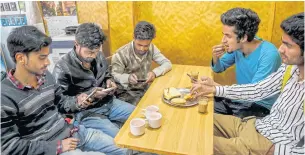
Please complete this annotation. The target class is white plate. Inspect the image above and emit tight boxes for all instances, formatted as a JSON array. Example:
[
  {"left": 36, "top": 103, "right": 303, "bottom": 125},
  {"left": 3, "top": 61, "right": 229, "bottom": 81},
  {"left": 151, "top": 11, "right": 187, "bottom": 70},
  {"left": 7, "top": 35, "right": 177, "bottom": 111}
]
[{"left": 162, "top": 88, "right": 198, "bottom": 107}]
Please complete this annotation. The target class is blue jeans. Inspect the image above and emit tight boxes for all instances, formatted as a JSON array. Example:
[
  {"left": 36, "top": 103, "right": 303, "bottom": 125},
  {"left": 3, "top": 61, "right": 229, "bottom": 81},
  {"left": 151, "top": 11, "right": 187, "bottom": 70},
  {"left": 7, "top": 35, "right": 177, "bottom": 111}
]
[
  {"left": 77, "top": 98, "right": 135, "bottom": 137},
  {"left": 75, "top": 98, "right": 135, "bottom": 154},
  {"left": 61, "top": 149, "right": 105, "bottom": 155},
  {"left": 61, "top": 125, "right": 126, "bottom": 155}
]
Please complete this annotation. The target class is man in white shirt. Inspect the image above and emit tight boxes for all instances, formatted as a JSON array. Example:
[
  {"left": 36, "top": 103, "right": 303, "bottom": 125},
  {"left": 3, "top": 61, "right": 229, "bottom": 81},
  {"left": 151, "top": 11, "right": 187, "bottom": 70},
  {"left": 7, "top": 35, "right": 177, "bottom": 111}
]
[{"left": 191, "top": 13, "right": 304, "bottom": 155}]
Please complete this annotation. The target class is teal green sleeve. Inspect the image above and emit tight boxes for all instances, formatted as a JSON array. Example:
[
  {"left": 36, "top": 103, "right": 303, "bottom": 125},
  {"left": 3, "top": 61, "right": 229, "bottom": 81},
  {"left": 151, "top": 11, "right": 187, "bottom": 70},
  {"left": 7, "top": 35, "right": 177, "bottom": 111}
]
[{"left": 211, "top": 52, "right": 235, "bottom": 73}]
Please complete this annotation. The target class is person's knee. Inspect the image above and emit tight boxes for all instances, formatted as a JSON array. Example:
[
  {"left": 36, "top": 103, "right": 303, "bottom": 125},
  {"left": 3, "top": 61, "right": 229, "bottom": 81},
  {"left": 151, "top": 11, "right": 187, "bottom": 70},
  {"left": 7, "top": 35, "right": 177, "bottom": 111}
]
[
  {"left": 85, "top": 128, "right": 127, "bottom": 154},
  {"left": 113, "top": 98, "right": 135, "bottom": 113}
]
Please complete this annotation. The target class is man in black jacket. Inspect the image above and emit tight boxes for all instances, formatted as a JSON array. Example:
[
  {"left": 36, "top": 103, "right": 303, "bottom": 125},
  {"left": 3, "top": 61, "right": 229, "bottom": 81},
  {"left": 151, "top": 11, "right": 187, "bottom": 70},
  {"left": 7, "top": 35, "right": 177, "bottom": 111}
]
[
  {"left": 53, "top": 23, "right": 135, "bottom": 143},
  {"left": 1, "top": 26, "right": 127, "bottom": 155}
]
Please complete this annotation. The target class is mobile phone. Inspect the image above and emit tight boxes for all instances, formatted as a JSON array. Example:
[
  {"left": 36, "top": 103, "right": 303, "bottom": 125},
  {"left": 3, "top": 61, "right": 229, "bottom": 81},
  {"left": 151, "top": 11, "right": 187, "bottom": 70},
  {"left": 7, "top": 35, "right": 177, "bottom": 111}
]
[
  {"left": 83, "top": 88, "right": 97, "bottom": 103},
  {"left": 102, "top": 87, "right": 116, "bottom": 92},
  {"left": 137, "top": 79, "right": 147, "bottom": 82}
]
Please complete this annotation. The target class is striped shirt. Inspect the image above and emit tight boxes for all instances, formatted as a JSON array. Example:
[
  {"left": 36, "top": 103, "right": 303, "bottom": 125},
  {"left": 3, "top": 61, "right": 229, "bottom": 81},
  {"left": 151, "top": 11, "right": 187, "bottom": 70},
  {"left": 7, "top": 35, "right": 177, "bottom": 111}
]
[{"left": 216, "top": 64, "right": 304, "bottom": 155}]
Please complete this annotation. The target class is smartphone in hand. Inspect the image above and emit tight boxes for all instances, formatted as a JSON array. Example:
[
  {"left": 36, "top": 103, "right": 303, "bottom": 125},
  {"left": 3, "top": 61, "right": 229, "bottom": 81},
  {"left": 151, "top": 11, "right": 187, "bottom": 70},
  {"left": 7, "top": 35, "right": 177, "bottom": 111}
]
[
  {"left": 83, "top": 88, "right": 98, "bottom": 103},
  {"left": 137, "top": 79, "right": 147, "bottom": 83},
  {"left": 102, "top": 87, "right": 116, "bottom": 93}
]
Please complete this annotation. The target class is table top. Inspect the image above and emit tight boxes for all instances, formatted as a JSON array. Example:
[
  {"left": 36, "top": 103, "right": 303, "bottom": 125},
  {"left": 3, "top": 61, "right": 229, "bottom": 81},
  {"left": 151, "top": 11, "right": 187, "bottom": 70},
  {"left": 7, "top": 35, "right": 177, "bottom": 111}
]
[{"left": 114, "top": 64, "right": 214, "bottom": 155}]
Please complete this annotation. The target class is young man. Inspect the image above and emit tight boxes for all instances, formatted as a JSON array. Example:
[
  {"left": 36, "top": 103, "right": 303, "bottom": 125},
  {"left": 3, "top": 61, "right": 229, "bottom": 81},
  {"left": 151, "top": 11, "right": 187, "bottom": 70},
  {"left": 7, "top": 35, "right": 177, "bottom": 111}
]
[
  {"left": 192, "top": 13, "right": 304, "bottom": 155},
  {"left": 211, "top": 8, "right": 282, "bottom": 118},
  {"left": 53, "top": 23, "right": 134, "bottom": 151},
  {"left": 111, "top": 21, "right": 172, "bottom": 105},
  {"left": 1, "top": 26, "right": 125, "bottom": 155}
]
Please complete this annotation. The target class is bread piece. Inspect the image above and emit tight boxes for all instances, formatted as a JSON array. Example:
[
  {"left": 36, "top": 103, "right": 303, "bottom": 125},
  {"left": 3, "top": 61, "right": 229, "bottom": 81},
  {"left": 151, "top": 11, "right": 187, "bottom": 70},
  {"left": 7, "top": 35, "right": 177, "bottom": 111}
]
[
  {"left": 164, "top": 87, "right": 182, "bottom": 100},
  {"left": 184, "top": 93, "right": 193, "bottom": 100},
  {"left": 171, "top": 98, "right": 186, "bottom": 104}
]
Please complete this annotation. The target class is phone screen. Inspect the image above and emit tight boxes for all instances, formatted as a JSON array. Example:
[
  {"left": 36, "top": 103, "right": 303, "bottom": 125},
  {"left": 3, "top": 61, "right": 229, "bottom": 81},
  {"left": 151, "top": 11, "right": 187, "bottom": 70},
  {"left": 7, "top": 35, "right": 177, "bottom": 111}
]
[
  {"left": 102, "top": 87, "right": 116, "bottom": 92},
  {"left": 137, "top": 79, "right": 146, "bottom": 82}
]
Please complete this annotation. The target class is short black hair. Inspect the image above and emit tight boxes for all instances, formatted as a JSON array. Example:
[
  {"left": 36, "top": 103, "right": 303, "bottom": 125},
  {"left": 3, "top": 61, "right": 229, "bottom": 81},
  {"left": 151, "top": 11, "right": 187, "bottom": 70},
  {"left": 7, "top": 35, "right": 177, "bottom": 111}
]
[
  {"left": 7, "top": 26, "right": 52, "bottom": 62},
  {"left": 280, "top": 12, "right": 304, "bottom": 55},
  {"left": 221, "top": 7, "right": 260, "bottom": 42},
  {"left": 134, "top": 21, "right": 156, "bottom": 40},
  {"left": 75, "top": 23, "right": 106, "bottom": 50}
]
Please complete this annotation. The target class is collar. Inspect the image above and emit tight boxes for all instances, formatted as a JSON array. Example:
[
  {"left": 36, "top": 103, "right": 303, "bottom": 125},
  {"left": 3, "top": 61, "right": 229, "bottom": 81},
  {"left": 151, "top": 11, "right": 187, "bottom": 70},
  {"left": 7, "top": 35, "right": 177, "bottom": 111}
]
[{"left": 8, "top": 69, "right": 45, "bottom": 90}]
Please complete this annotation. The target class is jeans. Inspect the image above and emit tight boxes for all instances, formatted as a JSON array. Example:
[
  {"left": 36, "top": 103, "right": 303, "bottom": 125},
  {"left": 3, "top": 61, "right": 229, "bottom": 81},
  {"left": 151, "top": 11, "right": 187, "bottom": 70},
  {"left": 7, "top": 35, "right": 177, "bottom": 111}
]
[
  {"left": 61, "top": 125, "right": 126, "bottom": 155},
  {"left": 75, "top": 98, "right": 135, "bottom": 154},
  {"left": 61, "top": 149, "right": 105, "bottom": 155}
]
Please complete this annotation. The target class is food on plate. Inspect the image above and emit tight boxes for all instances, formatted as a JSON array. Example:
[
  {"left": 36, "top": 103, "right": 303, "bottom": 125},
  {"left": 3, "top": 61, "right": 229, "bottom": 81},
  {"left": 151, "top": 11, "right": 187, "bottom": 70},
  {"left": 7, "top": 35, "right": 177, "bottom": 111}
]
[
  {"left": 183, "top": 93, "right": 194, "bottom": 100},
  {"left": 171, "top": 98, "right": 186, "bottom": 104},
  {"left": 164, "top": 87, "right": 182, "bottom": 100}
]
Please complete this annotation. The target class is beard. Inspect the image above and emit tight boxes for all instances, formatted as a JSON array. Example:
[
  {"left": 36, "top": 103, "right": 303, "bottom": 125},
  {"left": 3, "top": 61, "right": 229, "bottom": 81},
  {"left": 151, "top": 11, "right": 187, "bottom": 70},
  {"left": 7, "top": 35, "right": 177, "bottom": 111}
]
[
  {"left": 79, "top": 56, "right": 95, "bottom": 63},
  {"left": 135, "top": 50, "right": 148, "bottom": 56},
  {"left": 25, "top": 65, "right": 47, "bottom": 76}
]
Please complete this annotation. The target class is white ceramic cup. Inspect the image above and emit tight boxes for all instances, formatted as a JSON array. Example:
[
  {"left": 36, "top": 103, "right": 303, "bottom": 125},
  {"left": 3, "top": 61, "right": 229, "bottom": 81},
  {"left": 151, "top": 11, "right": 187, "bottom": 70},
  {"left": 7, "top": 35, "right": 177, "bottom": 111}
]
[
  {"left": 130, "top": 118, "right": 146, "bottom": 136},
  {"left": 146, "top": 112, "right": 162, "bottom": 129},
  {"left": 142, "top": 105, "right": 159, "bottom": 116}
]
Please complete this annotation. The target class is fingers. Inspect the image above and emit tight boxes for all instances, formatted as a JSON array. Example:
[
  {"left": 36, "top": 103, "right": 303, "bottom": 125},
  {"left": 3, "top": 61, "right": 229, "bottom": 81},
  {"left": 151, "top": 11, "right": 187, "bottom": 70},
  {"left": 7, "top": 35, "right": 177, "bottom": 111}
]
[
  {"left": 79, "top": 94, "right": 87, "bottom": 100},
  {"left": 69, "top": 142, "right": 78, "bottom": 148},
  {"left": 70, "top": 138, "right": 80, "bottom": 143},
  {"left": 110, "top": 81, "right": 117, "bottom": 89},
  {"left": 200, "top": 76, "right": 210, "bottom": 81},
  {"left": 69, "top": 144, "right": 77, "bottom": 150},
  {"left": 107, "top": 81, "right": 111, "bottom": 88},
  {"left": 133, "top": 74, "right": 138, "bottom": 81},
  {"left": 194, "top": 91, "right": 205, "bottom": 98},
  {"left": 82, "top": 100, "right": 91, "bottom": 108},
  {"left": 129, "top": 74, "right": 138, "bottom": 84},
  {"left": 215, "top": 51, "right": 225, "bottom": 58},
  {"left": 96, "top": 87, "right": 103, "bottom": 91},
  {"left": 190, "top": 83, "right": 201, "bottom": 94},
  {"left": 199, "top": 81, "right": 208, "bottom": 86},
  {"left": 213, "top": 44, "right": 223, "bottom": 49},
  {"left": 145, "top": 74, "right": 152, "bottom": 83},
  {"left": 214, "top": 49, "right": 225, "bottom": 55},
  {"left": 145, "top": 72, "right": 156, "bottom": 83},
  {"left": 212, "top": 44, "right": 224, "bottom": 51},
  {"left": 77, "top": 93, "right": 88, "bottom": 107},
  {"left": 95, "top": 90, "right": 108, "bottom": 99},
  {"left": 212, "top": 44, "right": 225, "bottom": 57},
  {"left": 62, "top": 138, "right": 80, "bottom": 152},
  {"left": 200, "top": 76, "right": 215, "bottom": 86},
  {"left": 68, "top": 138, "right": 79, "bottom": 150},
  {"left": 87, "top": 97, "right": 93, "bottom": 103}
]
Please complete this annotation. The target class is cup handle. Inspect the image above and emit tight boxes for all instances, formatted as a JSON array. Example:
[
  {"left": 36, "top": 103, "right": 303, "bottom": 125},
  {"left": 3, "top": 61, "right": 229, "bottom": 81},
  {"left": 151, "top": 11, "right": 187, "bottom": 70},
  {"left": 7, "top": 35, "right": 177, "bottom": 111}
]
[
  {"left": 144, "top": 118, "right": 149, "bottom": 128},
  {"left": 141, "top": 112, "right": 147, "bottom": 117}
]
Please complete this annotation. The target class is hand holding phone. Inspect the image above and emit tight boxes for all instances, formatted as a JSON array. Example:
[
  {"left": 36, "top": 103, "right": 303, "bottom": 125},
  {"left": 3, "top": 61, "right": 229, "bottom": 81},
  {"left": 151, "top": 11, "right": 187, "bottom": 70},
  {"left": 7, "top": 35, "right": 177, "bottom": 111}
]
[
  {"left": 83, "top": 88, "right": 97, "bottom": 103},
  {"left": 146, "top": 72, "right": 156, "bottom": 83},
  {"left": 102, "top": 87, "right": 116, "bottom": 92},
  {"left": 128, "top": 74, "right": 138, "bottom": 84},
  {"left": 94, "top": 87, "right": 109, "bottom": 99},
  {"left": 77, "top": 92, "right": 94, "bottom": 109},
  {"left": 137, "top": 79, "right": 147, "bottom": 83}
]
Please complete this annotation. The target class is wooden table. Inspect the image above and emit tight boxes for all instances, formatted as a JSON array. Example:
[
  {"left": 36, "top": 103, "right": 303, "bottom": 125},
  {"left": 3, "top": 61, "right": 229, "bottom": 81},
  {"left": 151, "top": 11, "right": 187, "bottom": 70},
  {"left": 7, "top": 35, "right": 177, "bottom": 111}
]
[{"left": 114, "top": 64, "right": 214, "bottom": 155}]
